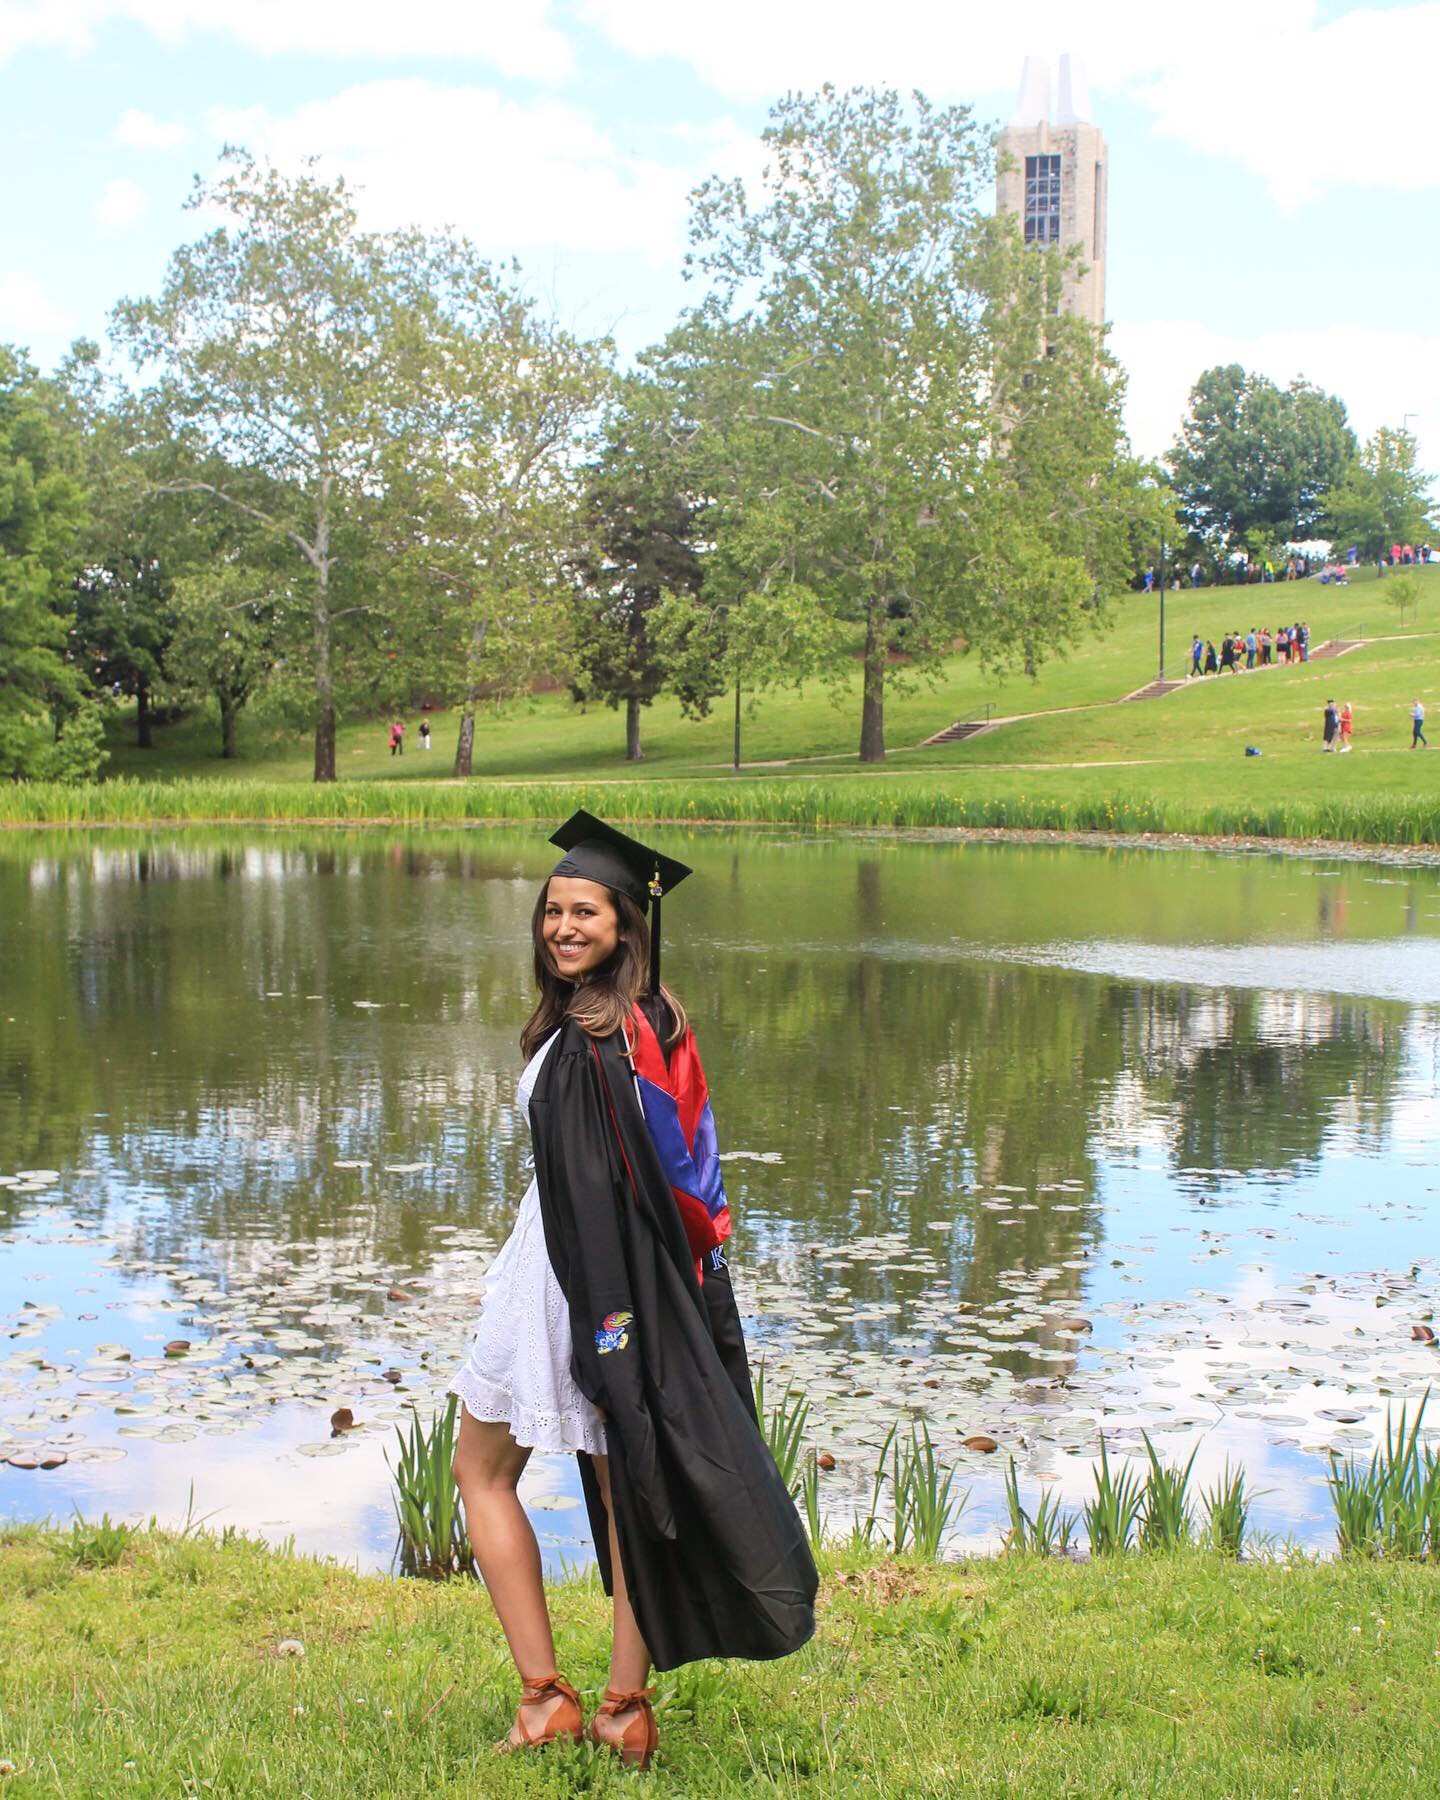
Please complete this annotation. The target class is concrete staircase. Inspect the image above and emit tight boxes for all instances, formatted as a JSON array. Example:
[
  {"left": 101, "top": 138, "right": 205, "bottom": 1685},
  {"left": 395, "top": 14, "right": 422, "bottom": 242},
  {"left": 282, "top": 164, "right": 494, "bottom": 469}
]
[
  {"left": 921, "top": 719, "right": 1003, "bottom": 747},
  {"left": 1121, "top": 677, "right": 1188, "bottom": 703},
  {"left": 916, "top": 638, "right": 1370, "bottom": 748}
]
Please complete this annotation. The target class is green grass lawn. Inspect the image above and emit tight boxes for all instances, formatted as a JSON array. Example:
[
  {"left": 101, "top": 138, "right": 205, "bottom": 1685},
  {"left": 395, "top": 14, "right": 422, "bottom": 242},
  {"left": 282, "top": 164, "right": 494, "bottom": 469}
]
[
  {"left": 2, "top": 1524, "right": 1439, "bottom": 1797},
  {"left": 100, "top": 565, "right": 1440, "bottom": 786},
  {"left": 15, "top": 563, "right": 1429, "bottom": 845}
]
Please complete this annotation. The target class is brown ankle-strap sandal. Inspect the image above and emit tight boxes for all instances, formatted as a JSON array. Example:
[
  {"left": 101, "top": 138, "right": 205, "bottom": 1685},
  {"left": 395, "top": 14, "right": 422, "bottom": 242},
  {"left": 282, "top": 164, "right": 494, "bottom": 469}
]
[
  {"left": 588, "top": 1685, "right": 658, "bottom": 1771},
  {"left": 495, "top": 1672, "right": 583, "bottom": 1754}
]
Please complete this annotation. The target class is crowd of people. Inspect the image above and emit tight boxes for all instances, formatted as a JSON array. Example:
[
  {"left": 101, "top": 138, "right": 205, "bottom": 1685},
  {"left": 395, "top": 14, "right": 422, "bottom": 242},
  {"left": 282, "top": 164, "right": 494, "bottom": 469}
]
[
  {"left": 1189, "top": 623, "right": 1312, "bottom": 676},
  {"left": 1142, "top": 545, "right": 1433, "bottom": 593}
]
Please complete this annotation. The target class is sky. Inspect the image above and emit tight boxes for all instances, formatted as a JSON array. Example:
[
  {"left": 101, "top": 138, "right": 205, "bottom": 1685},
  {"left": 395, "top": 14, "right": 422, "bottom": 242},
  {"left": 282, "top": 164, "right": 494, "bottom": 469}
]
[{"left": 3, "top": 0, "right": 1439, "bottom": 475}]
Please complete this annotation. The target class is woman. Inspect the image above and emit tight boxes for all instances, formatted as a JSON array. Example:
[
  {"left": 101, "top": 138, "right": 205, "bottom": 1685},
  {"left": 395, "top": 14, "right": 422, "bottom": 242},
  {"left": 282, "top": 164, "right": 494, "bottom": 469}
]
[
  {"left": 1339, "top": 701, "right": 1354, "bottom": 752},
  {"left": 451, "top": 811, "right": 816, "bottom": 1769}
]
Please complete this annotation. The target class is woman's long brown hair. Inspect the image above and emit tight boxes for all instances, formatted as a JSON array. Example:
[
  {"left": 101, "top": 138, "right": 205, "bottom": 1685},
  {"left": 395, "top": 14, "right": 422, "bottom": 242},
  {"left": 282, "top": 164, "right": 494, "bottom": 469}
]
[{"left": 520, "top": 882, "right": 688, "bottom": 1061}]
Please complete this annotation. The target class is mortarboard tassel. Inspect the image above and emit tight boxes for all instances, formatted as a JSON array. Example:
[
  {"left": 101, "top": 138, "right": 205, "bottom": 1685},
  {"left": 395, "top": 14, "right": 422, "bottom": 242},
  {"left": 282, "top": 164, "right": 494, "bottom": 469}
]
[{"left": 648, "top": 868, "right": 664, "bottom": 994}]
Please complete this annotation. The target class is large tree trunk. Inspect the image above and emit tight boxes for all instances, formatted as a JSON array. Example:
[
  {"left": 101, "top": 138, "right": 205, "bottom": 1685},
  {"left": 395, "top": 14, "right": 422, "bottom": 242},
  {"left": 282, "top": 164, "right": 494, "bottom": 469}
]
[
  {"left": 136, "top": 684, "right": 153, "bottom": 750},
  {"left": 312, "top": 485, "right": 337, "bottom": 783},
  {"left": 219, "top": 688, "right": 239, "bottom": 759},
  {"left": 453, "top": 612, "right": 489, "bottom": 778},
  {"left": 625, "top": 695, "right": 643, "bottom": 761},
  {"left": 858, "top": 593, "right": 887, "bottom": 763},
  {"left": 453, "top": 707, "right": 476, "bottom": 777}
]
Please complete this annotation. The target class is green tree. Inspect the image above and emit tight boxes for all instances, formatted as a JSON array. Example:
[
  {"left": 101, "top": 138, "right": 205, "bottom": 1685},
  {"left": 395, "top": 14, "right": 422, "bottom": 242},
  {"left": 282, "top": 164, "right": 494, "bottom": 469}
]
[
  {"left": 1168, "top": 364, "right": 1356, "bottom": 565},
  {"left": 379, "top": 255, "right": 611, "bottom": 777},
  {"left": 568, "top": 382, "right": 708, "bottom": 761},
  {"left": 664, "top": 86, "right": 1137, "bottom": 762},
  {"left": 0, "top": 345, "right": 104, "bottom": 782},
  {"left": 1321, "top": 426, "right": 1434, "bottom": 563},
  {"left": 54, "top": 344, "right": 176, "bottom": 751},
  {"left": 164, "top": 559, "right": 285, "bottom": 757},
  {"left": 112, "top": 153, "right": 445, "bottom": 782},
  {"left": 651, "top": 583, "right": 843, "bottom": 769}
]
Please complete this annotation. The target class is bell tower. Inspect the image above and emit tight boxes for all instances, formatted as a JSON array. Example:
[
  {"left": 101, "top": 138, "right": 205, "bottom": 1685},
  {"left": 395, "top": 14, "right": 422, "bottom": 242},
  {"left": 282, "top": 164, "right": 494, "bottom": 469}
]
[{"left": 995, "top": 53, "right": 1108, "bottom": 329}]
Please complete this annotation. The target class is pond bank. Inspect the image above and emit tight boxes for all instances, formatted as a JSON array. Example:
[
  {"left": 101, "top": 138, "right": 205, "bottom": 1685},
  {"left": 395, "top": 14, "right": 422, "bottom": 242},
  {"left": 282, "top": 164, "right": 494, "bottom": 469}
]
[
  {"left": 2, "top": 1523, "right": 1437, "bottom": 1797},
  {"left": 2, "top": 772, "right": 1439, "bottom": 858}
]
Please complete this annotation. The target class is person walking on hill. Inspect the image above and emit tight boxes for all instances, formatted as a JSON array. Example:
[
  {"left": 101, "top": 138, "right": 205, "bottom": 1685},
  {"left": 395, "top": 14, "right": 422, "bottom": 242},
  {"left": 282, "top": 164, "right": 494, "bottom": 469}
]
[
  {"left": 1338, "top": 702, "right": 1354, "bottom": 752},
  {"left": 1204, "top": 640, "right": 1218, "bottom": 676},
  {"left": 1322, "top": 699, "right": 1339, "bottom": 752},
  {"left": 419, "top": 718, "right": 431, "bottom": 751},
  {"left": 1245, "top": 629, "right": 1257, "bottom": 671},
  {"left": 1191, "top": 636, "right": 1204, "bottom": 677},
  {"left": 389, "top": 720, "right": 404, "bottom": 757},
  {"left": 1412, "top": 699, "right": 1428, "bottom": 748}
]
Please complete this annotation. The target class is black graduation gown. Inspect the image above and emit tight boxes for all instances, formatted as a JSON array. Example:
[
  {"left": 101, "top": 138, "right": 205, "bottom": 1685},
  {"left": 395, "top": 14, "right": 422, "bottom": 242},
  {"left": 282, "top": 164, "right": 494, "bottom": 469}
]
[{"left": 528, "top": 1016, "right": 817, "bottom": 1671}]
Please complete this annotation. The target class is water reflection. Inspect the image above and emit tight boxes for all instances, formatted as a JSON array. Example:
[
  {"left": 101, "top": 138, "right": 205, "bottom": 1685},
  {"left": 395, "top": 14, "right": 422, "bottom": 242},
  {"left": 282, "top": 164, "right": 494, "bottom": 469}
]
[{"left": 2, "top": 828, "right": 1439, "bottom": 1564}]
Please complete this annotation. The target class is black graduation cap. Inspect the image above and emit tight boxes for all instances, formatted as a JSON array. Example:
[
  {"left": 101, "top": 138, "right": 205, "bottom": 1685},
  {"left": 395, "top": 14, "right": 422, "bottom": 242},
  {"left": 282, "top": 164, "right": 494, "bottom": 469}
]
[{"left": 548, "top": 810, "right": 692, "bottom": 991}]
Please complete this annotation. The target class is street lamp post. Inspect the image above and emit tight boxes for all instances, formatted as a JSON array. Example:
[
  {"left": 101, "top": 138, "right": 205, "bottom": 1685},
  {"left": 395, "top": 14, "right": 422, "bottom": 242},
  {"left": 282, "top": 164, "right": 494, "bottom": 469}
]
[
  {"left": 1158, "top": 539, "right": 1166, "bottom": 681},
  {"left": 1402, "top": 416, "right": 1419, "bottom": 563}
]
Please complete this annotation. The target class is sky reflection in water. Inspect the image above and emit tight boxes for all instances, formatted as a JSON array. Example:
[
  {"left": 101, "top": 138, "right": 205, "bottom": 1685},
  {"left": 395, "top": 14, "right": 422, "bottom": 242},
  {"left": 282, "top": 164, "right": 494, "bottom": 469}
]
[{"left": 2, "top": 828, "right": 1439, "bottom": 1568}]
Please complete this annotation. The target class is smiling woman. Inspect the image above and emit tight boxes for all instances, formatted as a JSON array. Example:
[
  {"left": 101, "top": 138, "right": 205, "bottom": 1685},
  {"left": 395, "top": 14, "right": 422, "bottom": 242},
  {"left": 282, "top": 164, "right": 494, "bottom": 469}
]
[
  {"left": 542, "top": 878, "right": 620, "bottom": 979},
  {"left": 447, "top": 810, "right": 815, "bottom": 1767}
]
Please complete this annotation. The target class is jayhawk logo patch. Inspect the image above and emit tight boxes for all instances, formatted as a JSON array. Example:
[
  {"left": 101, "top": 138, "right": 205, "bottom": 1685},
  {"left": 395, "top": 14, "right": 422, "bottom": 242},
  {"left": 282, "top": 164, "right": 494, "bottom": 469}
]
[{"left": 594, "top": 1310, "right": 634, "bottom": 1355}]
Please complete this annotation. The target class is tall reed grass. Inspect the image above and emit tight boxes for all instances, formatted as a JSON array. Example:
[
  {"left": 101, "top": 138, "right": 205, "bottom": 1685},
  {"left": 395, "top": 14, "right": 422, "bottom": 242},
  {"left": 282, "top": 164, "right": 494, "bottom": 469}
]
[
  {"left": 386, "top": 1397, "right": 473, "bottom": 1580},
  {"left": 379, "top": 1392, "right": 1427, "bottom": 1575},
  {"left": 1083, "top": 1436, "right": 1146, "bottom": 1556},
  {"left": 4, "top": 773, "right": 1439, "bottom": 846},
  {"left": 754, "top": 1364, "right": 811, "bottom": 1495},
  {"left": 1327, "top": 1395, "right": 1440, "bottom": 1560},
  {"left": 1003, "top": 1457, "right": 1078, "bottom": 1556}
]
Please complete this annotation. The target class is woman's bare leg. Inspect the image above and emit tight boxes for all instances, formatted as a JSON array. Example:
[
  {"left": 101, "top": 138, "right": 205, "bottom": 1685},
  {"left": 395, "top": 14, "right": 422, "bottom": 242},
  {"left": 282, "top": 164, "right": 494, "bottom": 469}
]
[
  {"left": 590, "top": 1454, "right": 652, "bottom": 1709},
  {"left": 452, "top": 1408, "right": 569, "bottom": 1742}
]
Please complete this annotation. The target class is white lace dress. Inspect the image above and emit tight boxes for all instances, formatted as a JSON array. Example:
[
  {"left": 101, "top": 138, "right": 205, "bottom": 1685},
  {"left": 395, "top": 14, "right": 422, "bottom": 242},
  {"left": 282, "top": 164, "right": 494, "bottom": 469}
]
[{"left": 451, "top": 1032, "right": 607, "bottom": 1456}]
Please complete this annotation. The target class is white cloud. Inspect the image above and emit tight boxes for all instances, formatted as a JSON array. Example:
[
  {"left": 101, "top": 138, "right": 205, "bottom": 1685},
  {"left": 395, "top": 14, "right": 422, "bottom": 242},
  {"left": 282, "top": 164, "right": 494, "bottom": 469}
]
[
  {"left": 581, "top": 0, "right": 1440, "bottom": 208},
  {"left": 0, "top": 270, "right": 69, "bottom": 337},
  {"left": 580, "top": 0, "right": 1312, "bottom": 107},
  {"left": 1111, "top": 317, "right": 1440, "bottom": 478},
  {"left": 114, "top": 106, "right": 188, "bottom": 150},
  {"left": 0, "top": 1, "right": 96, "bottom": 61},
  {"left": 1137, "top": 6, "right": 1440, "bottom": 208},
  {"left": 204, "top": 80, "right": 747, "bottom": 266},
  {"left": 95, "top": 175, "right": 149, "bottom": 231},
  {"left": 0, "top": 0, "right": 571, "bottom": 80}
]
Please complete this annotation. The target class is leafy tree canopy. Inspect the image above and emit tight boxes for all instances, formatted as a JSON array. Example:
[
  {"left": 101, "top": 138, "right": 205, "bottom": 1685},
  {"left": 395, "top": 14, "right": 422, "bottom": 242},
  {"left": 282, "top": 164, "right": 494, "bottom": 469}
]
[
  {"left": 0, "top": 344, "right": 103, "bottom": 782},
  {"left": 377, "top": 251, "right": 611, "bottom": 776},
  {"left": 661, "top": 85, "right": 1144, "bottom": 761},
  {"left": 1168, "top": 363, "right": 1356, "bottom": 559},
  {"left": 1321, "top": 426, "right": 1434, "bottom": 563},
  {"left": 567, "top": 378, "right": 709, "bottom": 761},
  {"left": 111, "top": 152, "right": 450, "bottom": 781}
]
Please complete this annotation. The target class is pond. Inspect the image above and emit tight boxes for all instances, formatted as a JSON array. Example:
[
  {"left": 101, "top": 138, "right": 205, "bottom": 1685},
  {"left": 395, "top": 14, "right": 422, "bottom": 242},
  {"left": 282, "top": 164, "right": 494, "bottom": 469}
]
[{"left": 2, "top": 824, "right": 1439, "bottom": 1569}]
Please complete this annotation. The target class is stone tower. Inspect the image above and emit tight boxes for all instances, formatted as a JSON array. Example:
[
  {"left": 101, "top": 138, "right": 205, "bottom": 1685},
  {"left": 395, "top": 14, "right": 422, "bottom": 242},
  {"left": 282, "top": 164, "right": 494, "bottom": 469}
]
[{"left": 995, "top": 54, "right": 1108, "bottom": 329}]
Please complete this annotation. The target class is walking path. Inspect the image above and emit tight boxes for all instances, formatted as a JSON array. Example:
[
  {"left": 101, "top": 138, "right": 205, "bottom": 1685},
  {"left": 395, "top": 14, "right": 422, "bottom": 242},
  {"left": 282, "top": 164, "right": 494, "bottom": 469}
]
[
  {"left": 920, "top": 637, "right": 1372, "bottom": 751},
  {"left": 724, "top": 629, "right": 1435, "bottom": 770}
]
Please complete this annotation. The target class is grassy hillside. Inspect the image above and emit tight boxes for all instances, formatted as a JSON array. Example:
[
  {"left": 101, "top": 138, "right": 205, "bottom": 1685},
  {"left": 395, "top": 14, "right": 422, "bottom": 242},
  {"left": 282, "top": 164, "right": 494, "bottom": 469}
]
[
  {"left": 96, "top": 564, "right": 1437, "bottom": 784},
  {"left": 6, "top": 563, "right": 1424, "bottom": 844}
]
